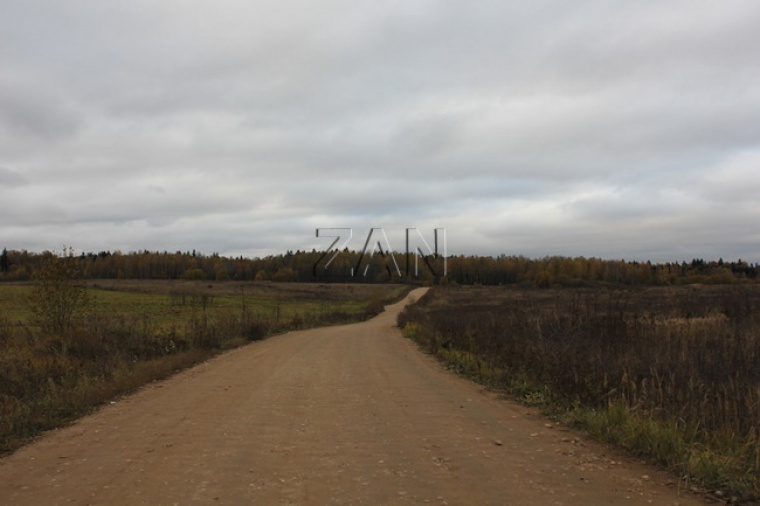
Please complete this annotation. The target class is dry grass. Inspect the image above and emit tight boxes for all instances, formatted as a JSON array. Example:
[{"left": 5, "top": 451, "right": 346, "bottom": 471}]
[
  {"left": 0, "top": 280, "right": 409, "bottom": 455},
  {"left": 399, "top": 284, "right": 760, "bottom": 500}
]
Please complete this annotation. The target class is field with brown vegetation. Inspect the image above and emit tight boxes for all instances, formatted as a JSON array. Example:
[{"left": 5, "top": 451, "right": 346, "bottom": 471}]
[
  {"left": 0, "top": 273, "right": 409, "bottom": 455},
  {"left": 398, "top": 284, "right": 760, "bottom": 501}
]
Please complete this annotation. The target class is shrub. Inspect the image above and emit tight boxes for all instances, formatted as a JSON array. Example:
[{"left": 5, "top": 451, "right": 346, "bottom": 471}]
[{"left": 27, "top": 249, "right": 93, "bottom": 335}]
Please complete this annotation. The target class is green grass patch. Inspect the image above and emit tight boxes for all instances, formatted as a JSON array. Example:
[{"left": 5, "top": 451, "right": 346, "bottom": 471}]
[
  {"left": 564, "top": 402, "right": 759, "bottom": 500},
  {"left": 0, "top": 280, "right": 410, "bottom": 455}
]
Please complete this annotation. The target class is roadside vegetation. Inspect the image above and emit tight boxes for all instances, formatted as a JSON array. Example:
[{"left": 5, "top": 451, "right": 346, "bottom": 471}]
[
  {"left": 0, "top": 252, "right": 409, "bottom": 455},
  {"left": 3, "top": 245, "right": 759, "bottom": 498},
  {"left": 398, "top": 285, "right": 760, "bottom": 502}
]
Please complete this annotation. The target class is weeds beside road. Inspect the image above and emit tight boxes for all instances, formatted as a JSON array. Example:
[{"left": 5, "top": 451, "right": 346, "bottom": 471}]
[
  {"left": 0, "top": 274, "right": 409, "bottom": 455},
  {"left": 399, "top": 284, "right": 760, "bottom": 502}
]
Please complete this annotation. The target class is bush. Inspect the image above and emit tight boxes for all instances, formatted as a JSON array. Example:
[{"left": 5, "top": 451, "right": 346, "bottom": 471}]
[{"left": 27, "top": 249, "right": 93, "bottom": 335}]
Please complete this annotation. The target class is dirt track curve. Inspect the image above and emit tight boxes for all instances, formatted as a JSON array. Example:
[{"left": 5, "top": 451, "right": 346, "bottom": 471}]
[{"left": 0, "top": 288, "right": 707, "bottom": 506}]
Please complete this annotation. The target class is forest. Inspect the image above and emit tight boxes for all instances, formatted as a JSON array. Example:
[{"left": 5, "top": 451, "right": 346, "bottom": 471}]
[{"left": 1, "top": 247, "right": 757, "bottom": 286}]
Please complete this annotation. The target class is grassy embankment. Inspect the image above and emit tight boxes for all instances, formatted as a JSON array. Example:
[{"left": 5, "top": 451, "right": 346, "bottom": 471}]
[
  {"left": 0, "top": 280, "right": 409, "bottom": 455},
  {"left": 399, "top": 285, "right": 760, "bottom": 502}
]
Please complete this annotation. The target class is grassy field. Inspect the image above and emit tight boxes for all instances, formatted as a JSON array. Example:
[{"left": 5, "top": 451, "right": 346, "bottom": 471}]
[
  {"left": 0, "top": 280, "right": 410, "bottom": 455},
  {"left": 2, "top": 280, "right": 398, "bottom": 328},
  {"left": 398, "top": 284, "right": 760, "bottom": 501}
]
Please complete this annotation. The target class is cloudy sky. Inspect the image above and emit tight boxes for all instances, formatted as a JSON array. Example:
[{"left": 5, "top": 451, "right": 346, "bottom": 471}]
[{"left": 2, "top": 1, "right": 759, "bottom": 262}]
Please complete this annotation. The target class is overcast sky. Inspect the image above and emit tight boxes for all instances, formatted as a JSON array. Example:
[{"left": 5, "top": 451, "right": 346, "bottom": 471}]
[{"left": 2, "top": 1, "right": 759, "bottom": 262}]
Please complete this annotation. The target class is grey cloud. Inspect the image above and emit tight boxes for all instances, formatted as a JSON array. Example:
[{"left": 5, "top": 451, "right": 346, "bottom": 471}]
[
  {"left": 1, "top": 1, "right": 759, "bottom": 261},
  {"left": 0, "top": 79, "right": 82, "bottom": 142},
  {"left": 0, "top": 167, "right": 28, "bottom": 187}
]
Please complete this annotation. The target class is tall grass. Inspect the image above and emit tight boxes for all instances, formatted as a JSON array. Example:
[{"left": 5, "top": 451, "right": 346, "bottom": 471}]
[
  {"left": 0, "top": 281, "right": 409, "bottom": 455},
  {"left": 399, "top": 285, "right": 760, "bottom": 500}
]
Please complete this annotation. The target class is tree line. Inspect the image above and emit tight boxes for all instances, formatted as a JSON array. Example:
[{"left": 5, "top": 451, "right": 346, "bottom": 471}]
[{"left": 0, "top": 247, "right": 757, "bottom": 286}]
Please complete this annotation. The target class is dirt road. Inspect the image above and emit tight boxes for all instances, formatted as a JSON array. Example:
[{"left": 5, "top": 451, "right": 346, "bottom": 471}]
[{"left": 0, "top": 288, "right": 707, "bottom": 505}]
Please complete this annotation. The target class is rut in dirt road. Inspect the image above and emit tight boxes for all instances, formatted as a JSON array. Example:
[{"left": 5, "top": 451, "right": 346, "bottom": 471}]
[{"left": 0, "top": 288, "right": 706, "bottom": 505}]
